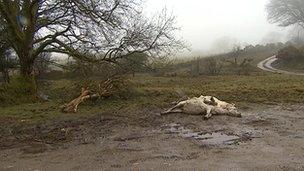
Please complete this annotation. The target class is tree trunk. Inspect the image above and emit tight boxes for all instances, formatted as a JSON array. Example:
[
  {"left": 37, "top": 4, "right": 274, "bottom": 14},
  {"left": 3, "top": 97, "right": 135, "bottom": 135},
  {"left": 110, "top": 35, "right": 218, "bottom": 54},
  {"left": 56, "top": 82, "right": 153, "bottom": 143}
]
[
  {"left": 20, "top": 58, "right": 37, "bottom": 97},
  {"left": 2, "top": 70, "right": 10, "bottom": 83},
  {"left": 20, "top": 60, "right": 34, "bottom": 76}
]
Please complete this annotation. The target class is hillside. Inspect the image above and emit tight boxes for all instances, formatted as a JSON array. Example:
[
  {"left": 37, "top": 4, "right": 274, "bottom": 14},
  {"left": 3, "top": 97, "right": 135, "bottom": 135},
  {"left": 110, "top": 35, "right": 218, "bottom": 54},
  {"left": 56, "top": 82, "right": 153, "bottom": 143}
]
[
  {"left": 273, "top": 46, "right": 304, "bottom": 72},
  {"left": 167, "top": 43, "right": 284, "bottom": 76}
]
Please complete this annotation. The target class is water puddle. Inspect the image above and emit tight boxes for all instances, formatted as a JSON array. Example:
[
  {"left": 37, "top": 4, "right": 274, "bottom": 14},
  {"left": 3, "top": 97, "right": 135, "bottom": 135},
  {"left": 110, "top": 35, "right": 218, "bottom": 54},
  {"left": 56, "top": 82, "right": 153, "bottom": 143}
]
[{"left": 163, "top": 123, "right": 252, "bottom": 146}]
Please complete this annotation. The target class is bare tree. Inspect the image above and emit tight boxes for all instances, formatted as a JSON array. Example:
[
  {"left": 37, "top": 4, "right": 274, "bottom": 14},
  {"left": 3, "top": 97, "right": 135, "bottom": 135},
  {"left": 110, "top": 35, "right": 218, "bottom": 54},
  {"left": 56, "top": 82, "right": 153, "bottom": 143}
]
[
  {"left": 0, "top": 0, "right": 184, "bottom": 94},
  {"left": 118, "top": 52, "right": 149, "bottom": 77},
  {"left": 190, "top": 57, "right": 201, "bottom": 76},
  {"left": 224, "top": 57, "right": 253, "bottom": 75},
  {"left": 205, "top": 58, "right": 222, "bottom": 76},
  {"left": 34, "top": 52, "right": 52, "bottom": 77},
  {"left": 231, "top": 45, "right": 242, "bottom": 58},
  {"left": 267, "top": 0, "right": 304, "bottom": 28}
]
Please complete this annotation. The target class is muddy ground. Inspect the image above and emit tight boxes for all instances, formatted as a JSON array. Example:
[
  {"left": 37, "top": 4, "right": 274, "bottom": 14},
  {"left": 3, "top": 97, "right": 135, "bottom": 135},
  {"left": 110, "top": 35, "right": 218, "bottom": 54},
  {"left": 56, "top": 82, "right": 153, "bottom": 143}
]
[{"left": 1, "top": 103, "right": 304, "bottom": 171}]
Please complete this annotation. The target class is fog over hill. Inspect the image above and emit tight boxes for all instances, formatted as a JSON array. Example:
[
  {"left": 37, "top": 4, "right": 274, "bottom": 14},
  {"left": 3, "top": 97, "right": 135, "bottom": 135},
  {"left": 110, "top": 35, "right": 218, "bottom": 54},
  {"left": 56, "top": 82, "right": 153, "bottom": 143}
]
[{"left": 145, "top": 0, "right": 291, "bottom": 57}]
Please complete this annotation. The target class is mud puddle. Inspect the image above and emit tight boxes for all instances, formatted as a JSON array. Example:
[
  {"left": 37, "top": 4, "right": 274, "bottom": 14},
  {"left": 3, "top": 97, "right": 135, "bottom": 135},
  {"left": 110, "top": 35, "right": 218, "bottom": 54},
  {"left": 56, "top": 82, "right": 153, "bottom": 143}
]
[{"left": 163, "top": 123, "right": 253, "bottom": 146}]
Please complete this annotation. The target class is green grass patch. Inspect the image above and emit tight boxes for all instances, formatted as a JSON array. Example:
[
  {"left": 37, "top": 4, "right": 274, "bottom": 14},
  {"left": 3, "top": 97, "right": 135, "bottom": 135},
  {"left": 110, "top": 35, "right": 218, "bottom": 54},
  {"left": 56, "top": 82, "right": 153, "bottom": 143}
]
[{"left": 1, "top": 74, "right": 304, "bottom": 124}]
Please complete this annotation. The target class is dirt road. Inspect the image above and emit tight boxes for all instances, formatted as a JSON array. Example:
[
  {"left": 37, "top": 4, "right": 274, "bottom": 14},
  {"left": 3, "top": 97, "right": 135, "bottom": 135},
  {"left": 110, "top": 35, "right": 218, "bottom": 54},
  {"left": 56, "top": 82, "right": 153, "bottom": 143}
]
[
  {"left": 1, "top": 103, "right": 304, "bottom": 170},
  {"left": 257, "top": 56, "right": 304, "bottom": 76}
]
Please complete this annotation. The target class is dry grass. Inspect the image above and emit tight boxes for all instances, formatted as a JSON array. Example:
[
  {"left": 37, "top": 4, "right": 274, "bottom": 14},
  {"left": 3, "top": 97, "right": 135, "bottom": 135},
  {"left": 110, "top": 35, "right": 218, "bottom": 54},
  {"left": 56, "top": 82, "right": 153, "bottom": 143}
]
[
  {"left": 133, "top": 74, "right": 304, "bottom": 103},
  {"left": 1, "top": 73, "right": 304, "bottom": 124}
]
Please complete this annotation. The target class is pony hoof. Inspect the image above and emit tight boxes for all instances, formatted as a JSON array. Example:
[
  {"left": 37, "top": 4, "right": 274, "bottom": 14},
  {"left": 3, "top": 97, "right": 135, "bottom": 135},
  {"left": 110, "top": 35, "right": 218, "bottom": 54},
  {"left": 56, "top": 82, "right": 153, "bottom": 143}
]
[{"left": 203, "top": 117, "right": 210, "bottom": 120}]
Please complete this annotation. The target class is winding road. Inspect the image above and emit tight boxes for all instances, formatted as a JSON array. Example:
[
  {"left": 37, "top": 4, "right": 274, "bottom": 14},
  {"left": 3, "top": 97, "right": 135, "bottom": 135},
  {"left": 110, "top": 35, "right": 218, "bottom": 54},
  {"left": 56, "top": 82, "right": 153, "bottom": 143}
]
[{"left": 257, "top": 56, "right": 304, "bottom": 76}]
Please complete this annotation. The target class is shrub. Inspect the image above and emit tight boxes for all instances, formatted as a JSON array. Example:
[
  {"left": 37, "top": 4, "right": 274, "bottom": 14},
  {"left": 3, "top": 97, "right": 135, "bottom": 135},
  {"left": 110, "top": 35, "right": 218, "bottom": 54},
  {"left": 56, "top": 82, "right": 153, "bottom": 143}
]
[
  {"left": 0, "top": 76, "right": 36, "bottom": 105},
  {"left": 203, "top": 58, "right": 223, "bottom": 75},
  {"left": 277, "top": 46, "right": 304, "bottom": 62}
]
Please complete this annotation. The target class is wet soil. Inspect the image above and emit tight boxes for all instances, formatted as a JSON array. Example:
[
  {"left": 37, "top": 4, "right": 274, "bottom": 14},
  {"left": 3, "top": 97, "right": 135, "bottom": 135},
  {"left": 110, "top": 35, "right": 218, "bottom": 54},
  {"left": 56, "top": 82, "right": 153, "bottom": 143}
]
[{"left": 1, "top": 103, "right": 304, "bottom": 170}]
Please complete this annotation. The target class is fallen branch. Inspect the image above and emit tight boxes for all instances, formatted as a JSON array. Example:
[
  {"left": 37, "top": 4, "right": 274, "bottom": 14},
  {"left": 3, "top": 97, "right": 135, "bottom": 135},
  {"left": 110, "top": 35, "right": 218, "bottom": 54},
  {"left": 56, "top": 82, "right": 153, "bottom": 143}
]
[{"left": 61, "top": 79, "right": 114, "bottom": 113}]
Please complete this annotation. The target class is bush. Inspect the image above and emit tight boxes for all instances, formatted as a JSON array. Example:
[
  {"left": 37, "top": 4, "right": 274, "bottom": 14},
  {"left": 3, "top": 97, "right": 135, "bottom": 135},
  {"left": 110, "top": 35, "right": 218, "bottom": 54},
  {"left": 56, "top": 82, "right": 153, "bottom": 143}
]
[
  {"left": 0, "top": 76, "right": 36, "bottom": 105},
  {"left": 277, "top": 46, "right": 304, "bottom": 62},
  {"left": 204, "top": 58, "right": 223, "bottom": 75}
]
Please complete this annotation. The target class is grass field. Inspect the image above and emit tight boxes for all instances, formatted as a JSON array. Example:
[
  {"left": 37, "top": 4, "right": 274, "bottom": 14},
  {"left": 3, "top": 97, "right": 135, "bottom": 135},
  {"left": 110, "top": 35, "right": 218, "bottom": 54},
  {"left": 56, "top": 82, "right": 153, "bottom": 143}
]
[{"left": 1, "top": 73, "right": 304, "bottom": 124}]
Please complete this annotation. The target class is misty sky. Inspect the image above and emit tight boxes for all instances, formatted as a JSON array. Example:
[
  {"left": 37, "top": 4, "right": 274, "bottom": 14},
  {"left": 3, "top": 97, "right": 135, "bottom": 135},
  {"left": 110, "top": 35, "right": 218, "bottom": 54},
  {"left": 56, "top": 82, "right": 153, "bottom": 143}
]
[{"left": 144, "top": 0, "right": 290, "bottom": 56}]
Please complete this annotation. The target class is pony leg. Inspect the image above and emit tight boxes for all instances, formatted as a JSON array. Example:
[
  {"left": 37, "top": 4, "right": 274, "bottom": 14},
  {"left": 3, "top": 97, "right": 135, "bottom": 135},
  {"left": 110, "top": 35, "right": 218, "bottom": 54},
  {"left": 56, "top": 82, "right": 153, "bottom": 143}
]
[
  {"left": 226, "top": 110, "right": 242, "bottom": 117},
  {"left": 211, "top": 107, "right": 242, "bottom": 118},
  {"left": 161, "top": 101, "right": 186, "bottom": 115},
  {"left": 204, "top": 106, "right": 213, "bottom": 119}
]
